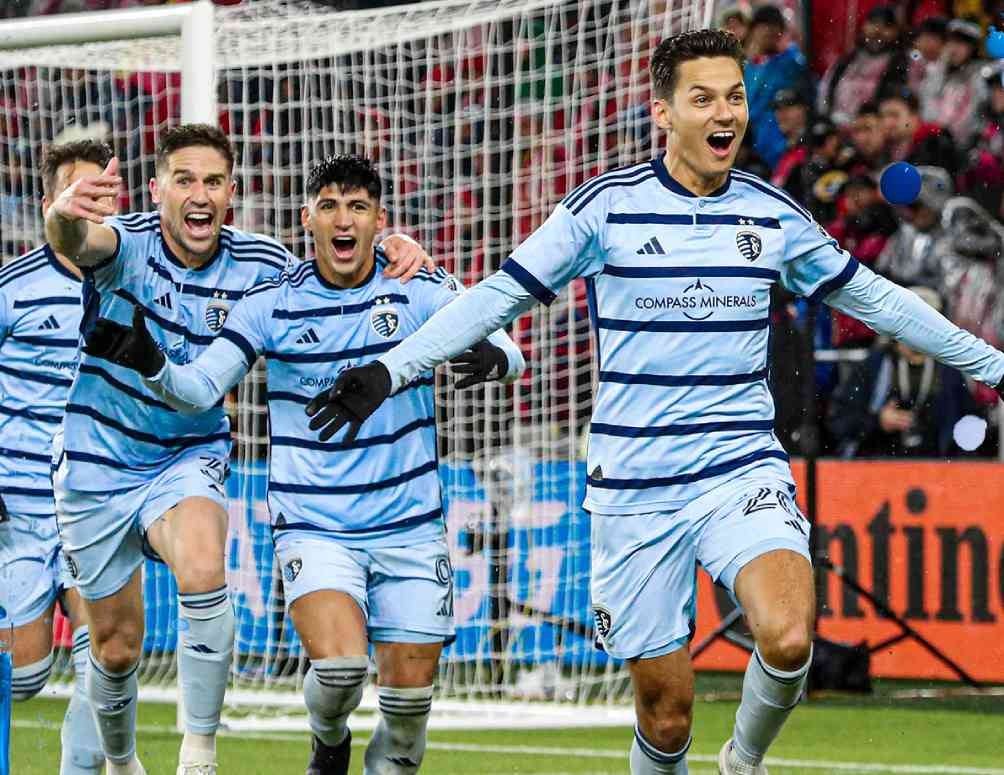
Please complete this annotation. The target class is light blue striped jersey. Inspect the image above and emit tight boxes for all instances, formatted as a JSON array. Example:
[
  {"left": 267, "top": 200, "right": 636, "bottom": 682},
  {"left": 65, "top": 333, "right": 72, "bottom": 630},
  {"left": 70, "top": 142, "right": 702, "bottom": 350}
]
[
  {"left": 221, "top": 252, "right": 462, "bottom": 547},
  {"left": 502, "top": 155, "right": 858, "bottom": 514},
  {"left": 61, "top": 212, "right": 293, "bottom": 490},
  {"left": 0, "top": 246, "right": 82, "bottom": 517}
]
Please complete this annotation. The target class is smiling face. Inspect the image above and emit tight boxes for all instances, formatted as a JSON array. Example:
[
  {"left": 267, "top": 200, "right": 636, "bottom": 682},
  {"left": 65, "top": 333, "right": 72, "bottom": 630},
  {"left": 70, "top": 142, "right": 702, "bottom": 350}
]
[
  {"left": 150, "top": 145, "right": 236, "bottom": 267},
  {"left": 653, "top": 56, "right": 748, "bottom": 194},
  {"left": 302, "top": 184, "right": 387, "bottom": 288}
]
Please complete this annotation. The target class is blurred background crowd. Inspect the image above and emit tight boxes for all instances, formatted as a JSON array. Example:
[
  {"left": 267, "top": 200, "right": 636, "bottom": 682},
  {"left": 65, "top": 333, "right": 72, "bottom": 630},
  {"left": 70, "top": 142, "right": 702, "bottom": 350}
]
[{"left": 1, "top": 0, "right": 1002, "bottom": 460}]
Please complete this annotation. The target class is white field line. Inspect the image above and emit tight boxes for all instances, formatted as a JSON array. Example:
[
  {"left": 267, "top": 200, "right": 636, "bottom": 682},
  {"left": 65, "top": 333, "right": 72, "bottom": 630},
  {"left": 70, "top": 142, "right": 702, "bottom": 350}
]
[{"left": 12, "top": 719, "right": 1004, "bottom": 774}]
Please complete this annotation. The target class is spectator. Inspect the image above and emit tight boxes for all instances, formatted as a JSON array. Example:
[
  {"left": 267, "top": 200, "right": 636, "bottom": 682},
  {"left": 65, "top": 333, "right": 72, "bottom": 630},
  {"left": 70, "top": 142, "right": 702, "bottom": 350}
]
[
  {"left": 717, "top": 3, "right": 752, "bottom": 44},
  {"left": 827, "top": 287, "right": 985, "bottom": 458},
  {"left": 878, "top": 89, "right": 958, "bottom": 174},
  {"left": 776, "top": 118, "right": 847, "bottom": 224},
  {"left": 908, "top": 16, "right": 948, "bottom": 93},
  {"left": 918, "top": 18, "right": 988, "bottom": 150},
  {"left": 958, "top": 63, "right": 1004, "bottom": 217},
  {"left": 846, "top": 100, "right": 888, "bottom": 177},
  {"left": 876, "top": 165, "right": 955, "bottom": 288},
  {"left": 817, "top": 5, "right": 909, "bottom": 127},
  {"left": 743, "top": 4, "right": 812, "bottom": 168},
  {"left": 768, "top": 88, "right": 810, "bottom": 183}
]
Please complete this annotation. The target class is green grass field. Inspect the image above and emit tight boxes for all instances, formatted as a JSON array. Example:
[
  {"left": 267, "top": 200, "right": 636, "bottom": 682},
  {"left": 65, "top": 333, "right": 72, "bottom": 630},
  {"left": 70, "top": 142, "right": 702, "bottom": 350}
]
[{"left": 12, "top": 679, "right": 1004, "bottom": 774}]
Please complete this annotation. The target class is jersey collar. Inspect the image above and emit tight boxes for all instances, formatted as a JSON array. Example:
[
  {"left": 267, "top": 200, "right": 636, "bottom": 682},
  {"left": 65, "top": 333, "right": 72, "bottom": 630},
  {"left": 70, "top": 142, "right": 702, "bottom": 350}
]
[
  {"left": 161, "top": 225, "right": 225, "bottom": 273},
  {"left": 312, "top": 252, "right": 378, "bottom": 292},
  {"left": 44, "top": 243, "right": 81, "bottom": 284},
  {"left": 651, "top": 152, "right": 732, "bottom": 198}
]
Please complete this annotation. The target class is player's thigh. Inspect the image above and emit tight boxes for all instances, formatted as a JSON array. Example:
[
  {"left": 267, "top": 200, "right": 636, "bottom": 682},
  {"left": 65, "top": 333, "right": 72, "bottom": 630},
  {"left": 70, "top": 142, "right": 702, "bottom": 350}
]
[
  {"left": 11, "top": 603, "right": 57, "bottom": 667},
  {"left": 627, "top": 645, "right": 695, "bottom": 721},
  {"left": 85, "top": 567, "right": 145, "bottom": 670},
  {"left": 372, "top": 641, "right": 442, "bottom": 688},
  {"left": 146, "top": 497, "right": 228, "bottom": 592},
  {"left": 366, "top": 539, "right": 455, "bottom": 649},
  {"left": 277, "top": 534, "right": 369, "bottom": 659},
  {"left": 589, "top": 512, "right": 697, "bottom": 661},
  {"left": 1, "top": 516, "right": 60, "bottom": 664},
  {"left": 60, "top": 586, "right": 88, "bottom": 631},
  {"left": 734, "top": 549, "right": 815, "bottom": 654}
]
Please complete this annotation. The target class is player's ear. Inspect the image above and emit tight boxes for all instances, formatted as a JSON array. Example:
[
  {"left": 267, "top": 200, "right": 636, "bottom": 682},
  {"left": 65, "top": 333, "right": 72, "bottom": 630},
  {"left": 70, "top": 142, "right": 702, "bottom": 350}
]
[
  {"left": 300, "top": 204, "right": 312, "bottom": 233},
  {"left": 41, "top": 195, "right": 52, "bottom": 217},
  {"left": 149, "top": 175, "right": 162, "bottom": 206},
  {"left": 376, "top": 205, "right": 387, "bottom": 231},
  {"left": 651, "top": 97, "right": 672, "bottom": 131}
]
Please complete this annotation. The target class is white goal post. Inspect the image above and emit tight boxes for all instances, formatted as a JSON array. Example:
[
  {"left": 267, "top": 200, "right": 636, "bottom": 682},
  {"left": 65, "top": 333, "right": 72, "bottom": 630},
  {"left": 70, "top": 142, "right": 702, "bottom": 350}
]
[{"left": 0, "top": 0, "right": 713, "bottom": 731}]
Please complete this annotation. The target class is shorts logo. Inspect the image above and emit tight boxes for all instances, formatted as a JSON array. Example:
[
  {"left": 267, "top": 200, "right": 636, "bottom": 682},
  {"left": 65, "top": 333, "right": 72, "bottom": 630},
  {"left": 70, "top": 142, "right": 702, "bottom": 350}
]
[
  {"left": 736, "top": 231, "right": 762, "bottom": 262},
  {"left": 435, "top": 556, "right": 454, "bottom": 617},
  {"left": 199, "top": 457, "right": 229, "bottom": 496},
  {"left": 371, "top": 304, "right": 400, "bottom": 338},
  {"left": 444, "top": 275, "right": 462, "bottom": 293},
  {"left": 592, "top": 605, "right": 612, "bottom": 640},
  {"left": 284, "top": 558, "right": 302, "bottom": 583},
  {"left": 205, "top": 300, "right": 230, "bottom": 332},
  {"left": 64, "top": 552, "right": 79, "bottom": 579},
  {"left": 743, "top": 487, "right": 777, "bottom": 516}
]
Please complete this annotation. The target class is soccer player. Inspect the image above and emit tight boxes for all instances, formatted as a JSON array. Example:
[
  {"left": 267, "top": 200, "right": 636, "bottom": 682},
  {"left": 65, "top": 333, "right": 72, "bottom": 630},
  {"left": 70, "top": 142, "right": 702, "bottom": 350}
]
[
  {"left": 43, "top": 125, "right": 436, "bottom": 775},
  {"left": 77, "top": 153, "right": 525, "bottom": 775},
  {"left": 302, "top": 32, "right": 1004, "bottom": 775},
  {"left": 0, "top": 140, "right": 115, "bottom": 775}
]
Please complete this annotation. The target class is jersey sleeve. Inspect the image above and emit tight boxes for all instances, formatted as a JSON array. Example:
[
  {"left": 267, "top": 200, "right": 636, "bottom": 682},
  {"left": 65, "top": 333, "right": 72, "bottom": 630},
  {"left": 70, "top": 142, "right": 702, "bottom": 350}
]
[
  {"left": 217, "top": 282, "right": 278, "bottom": 367},
  {"left": 89, "top": 215, "right": 159, "bottom": 292},
  {"left": 500, "top": 200, "right": 605, "bottom": 305},
  {"left": 0, "top": 284, "right": 10, "bottom": 344},
  {"left": 778, "top": 208, "right": 860, "bottom": 303}
]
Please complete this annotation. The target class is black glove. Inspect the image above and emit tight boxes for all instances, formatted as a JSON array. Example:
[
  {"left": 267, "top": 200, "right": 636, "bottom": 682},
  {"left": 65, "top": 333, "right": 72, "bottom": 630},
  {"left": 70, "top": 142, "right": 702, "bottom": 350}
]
[
  {"left": 0, "top": 493, "right": 7, "bottom": 523},
  {"left": 82, "top": 305, "right": 165, "bottom": 378},
  {"left": 305, "top": 361, "right": 392, "bottom": 442},
  {"left": 996, "top": 376, "right": 1004, "bottom": 401},
  {"left": 449, "top": 339, "right": 509, "bottom": 389}
]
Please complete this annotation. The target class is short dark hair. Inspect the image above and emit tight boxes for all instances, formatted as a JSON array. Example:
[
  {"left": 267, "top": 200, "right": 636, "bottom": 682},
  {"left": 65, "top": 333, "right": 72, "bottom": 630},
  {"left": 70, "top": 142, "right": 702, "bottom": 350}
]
[
  {"left": 156, "top": 123, "right": 236, "bottom": 175},
  {"left": 750, "top": 5, "right": 786, "bottom": 30},
  {"left": 856, "top": 100, "right": 880, "bottom": 118},
  {"left": 878, "top": 88, "right": 920, "bottom": 114},
  {"left": 305, "top": 154, "right": 382, "bottom": 201},
  {"left": 40, "top": 139, "right": 113, "bottom": 197},
  {"left": 651, "top": 29, "right": 746, "bottom": 100}
]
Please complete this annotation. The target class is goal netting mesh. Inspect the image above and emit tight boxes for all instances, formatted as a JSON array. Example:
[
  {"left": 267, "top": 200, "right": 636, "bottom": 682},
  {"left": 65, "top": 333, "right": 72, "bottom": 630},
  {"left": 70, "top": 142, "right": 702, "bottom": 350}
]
[{"left": 0, "top": 0, "right": 711, "bottom": 729}]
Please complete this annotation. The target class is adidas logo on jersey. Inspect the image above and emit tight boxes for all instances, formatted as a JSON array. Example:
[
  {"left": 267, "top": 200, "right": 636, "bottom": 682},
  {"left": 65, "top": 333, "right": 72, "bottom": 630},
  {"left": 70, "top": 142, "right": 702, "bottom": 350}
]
[
  {"left": 37, "top": 314, "right": 59, "bottom": 330},
  {"left": 154, "top": 292, "right": 173, "bottom": 309},
  {"left": 636, "top": 236, "right": 666, "bottom": 255},
  {"left": 296, "top": 328, "right": 320, "bottom": 344}
]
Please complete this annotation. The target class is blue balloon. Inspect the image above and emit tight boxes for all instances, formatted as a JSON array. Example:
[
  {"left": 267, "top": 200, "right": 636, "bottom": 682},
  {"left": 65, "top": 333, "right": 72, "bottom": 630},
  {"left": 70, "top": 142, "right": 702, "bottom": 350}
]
[
  {"left": 988, "top": 26, "right": 1004, "bottom": 59},
  {"left": 880, "top": 162, "right": 921, "bottom": 206}
]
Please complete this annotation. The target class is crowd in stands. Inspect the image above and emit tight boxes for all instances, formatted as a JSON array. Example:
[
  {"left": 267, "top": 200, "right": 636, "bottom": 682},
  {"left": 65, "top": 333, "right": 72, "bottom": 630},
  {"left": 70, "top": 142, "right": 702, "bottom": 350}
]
[{"left": 1, "top": 0, "right": 1001, "bottom": 459}]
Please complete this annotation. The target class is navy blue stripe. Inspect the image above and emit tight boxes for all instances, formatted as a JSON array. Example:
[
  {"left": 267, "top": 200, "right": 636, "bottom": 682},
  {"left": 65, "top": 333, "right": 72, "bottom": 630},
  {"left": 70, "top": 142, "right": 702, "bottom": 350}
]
[
  {"left": 270, "top": 459, "right": 437, "bottom": 495},
  {"left": 0, "top": 404, "right": 62, "bottom": 423},
  {"left": 119, "top": 221, "right": 160, "bottom": 234},
  {"left": 0, "top": 486, "right": 54, "bottom": 497},
  {"left": 570, "top": 173, "right": 656, "bottom": 216},
  {"left": 635, "top": 728, "right": 689, "bottom": 764},
  {"left": 11, "top": 335, "right": 79, "bottom": 348},
  {"left": 0, "top": 251, "right": 47, "bottom": 276},
  {"left": 597, "top": 316, "right": 769, "bottom": 333},
  {"left": 591, "top": 419, "right": 775, "bottom": 437},
  {"left": 732, "top": 172, "right": 812, "bottom": 221},
  {"left": 598, "top": 368, "right": 768, "bottom": 386},
  {"left": 698, "top": 214, "right": 781, "bottom": 229},
  {"left": 807, "top": 256, "right": 860, "bottom": 303},
  {"left": 562, "top": 163, "right": 650, "bottom": 210},
  {"left": 607, "top": 213, "right": 691, "bottom": 225},
  {"left": 273, "top": 507, "right": 442, "bottom": 535},
  {"left": 12, "top": 296, "right": 79, "bottom": 308},
  {"left": 144, "top": 257, "right": 247, "bottom": 299},
  {"left": 64, "top": 449, "right": 156, "bottom": 476},
  {"left": 267, "top": 377, "right": 433, "bottom": 407},
  {"left": 179, "top": 594, "right": 228, "bottom": 610},
  {"left": 501, "top": 259, "right": 555, "bottom": 305},
  {"left": 0, "top": 362, "right": 73, "bottom": 387},
  {"left": 266, "top": 340, "right": 397, "bottom": 364},
  {"left": 77, "top": 364, "right": 177, "bottom": 412},
  {"left": 0, "top": 257, "right": 48, "bottom": 289},
  {"left": 0, "top": 446, "right": 52, "bottom": 463},
  {"left": 272, "top": 416, "right": 435, "bottom": 451},
  {"left": 223, "top": 233, "right": 291, "bottom": 261},
  {"left": 114, "top": 289, "right": 215, "bottom": 345},
  {"left": 602, "top": 265, "right": 780, "bottom": 280},
  {"left": 588, "top": 449, "right": 790, "bottom": 490},
  {"left": 219, "top": 329, "right": 258, "bottom": 366},
  {"left": 65, "top": 403, "right": 229, "bottom": 448},
  {"left": 272, "top": 294, "right": 411, "bottom": 320}
]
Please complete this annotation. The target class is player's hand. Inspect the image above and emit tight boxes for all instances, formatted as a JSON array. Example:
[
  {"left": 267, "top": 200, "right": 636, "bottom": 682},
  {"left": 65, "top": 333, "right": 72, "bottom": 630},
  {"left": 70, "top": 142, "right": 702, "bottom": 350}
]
[
  {"left": 305, "top": 361, "right": 392, "bottom": 442},
  {"left": 49, "top": 157, "right": 121, "bottom": 225},
  {"left": 449, "top": 340, "right": 509, "bottom": 389},
  {"left": 380, "top": 233, "right": 435, "bottom": 283},
  {"left": 82, "top": 304, "right": 166, "bottom": 378},
  {"left": 879, "top": 401, "right": 914, "bottom": 433}
]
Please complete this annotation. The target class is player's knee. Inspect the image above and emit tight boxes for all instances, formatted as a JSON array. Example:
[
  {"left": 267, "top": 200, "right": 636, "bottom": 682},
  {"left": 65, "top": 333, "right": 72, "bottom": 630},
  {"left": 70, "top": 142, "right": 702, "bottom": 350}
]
[
  {"left": 634, "top": 691, "right": 693, "bottom": 752},
  {"left": 12, "top": 652, "right": 54, "bottom": 701},
  {"left": 758, "top": 621, "right": 813, "bottom": 671},
  {"left": 91, "top": 629, "right": 143, "bottom": 674}
]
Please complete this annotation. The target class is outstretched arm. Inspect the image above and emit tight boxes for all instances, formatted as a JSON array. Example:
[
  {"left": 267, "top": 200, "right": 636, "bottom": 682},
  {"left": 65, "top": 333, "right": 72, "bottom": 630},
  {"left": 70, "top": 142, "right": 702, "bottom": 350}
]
[
  {"left": 44, "top": 157, "right": 122, "bottom": 266},
  {"left": 826, "top": 264, "right": 1004, "bottom": 391}
]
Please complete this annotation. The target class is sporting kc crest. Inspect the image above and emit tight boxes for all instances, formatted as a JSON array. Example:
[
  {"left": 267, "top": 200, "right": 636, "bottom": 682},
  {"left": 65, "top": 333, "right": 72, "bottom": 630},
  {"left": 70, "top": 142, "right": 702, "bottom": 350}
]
[
  {"left": 205, "top": 294, "right": 231, "bottom": 332},
  {"left": 736, "top": 231, "right": 763, "bottom": 262},
  {"left": 284, "top": 558, "right": 302, "bottom": 583},
  {"left": 371, "top": 301, "right": 400, "bottom": 338}
]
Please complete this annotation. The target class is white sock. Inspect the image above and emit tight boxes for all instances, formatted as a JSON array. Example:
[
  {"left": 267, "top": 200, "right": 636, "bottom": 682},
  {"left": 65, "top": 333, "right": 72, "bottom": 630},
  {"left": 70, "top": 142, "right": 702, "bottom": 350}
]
[
  {"left": 86, "top": 653, "right": 139, "bottom": 764},
  {"left": 732, "top": 646, "right": 811, "bottom": 764},
  {"left": 180, "top": 731, "right": 217, "bottom": 766},
  {"left": 303, "top": 656, "right": 368, "bottom": 746},
  {"left": 60, "top": 626, "right": 104, "bottom": 774},
  {"left": 363, "top": 685, "right": 433, "bottom": 774},
  {"left": 106, "top": 758, "right": 145, "bottom": 775},
  {"left": 177, "top": 586, "right": 234, "bottom": 741},
  {"left": 11, "top": 652, "right": 53, "bottom": 700},
  {"left": 630, "top": 726, "right": 690, "bottom": 774}
]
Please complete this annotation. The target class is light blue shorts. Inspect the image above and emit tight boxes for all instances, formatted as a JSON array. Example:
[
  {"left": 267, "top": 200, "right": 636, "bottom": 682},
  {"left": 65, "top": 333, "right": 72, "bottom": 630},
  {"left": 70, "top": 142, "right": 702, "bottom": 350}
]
[
  {"left": 589, "top": 475, "right": 811, "bottom": 661},
  {"left": 52, "top": 444, "right": 229, "bottom": 601},
  {"left": 0, "top": 514, "right": 73, "bottom": 628},
  {"left": 274, "top": 532, "right": 455, "bottom": 644}
]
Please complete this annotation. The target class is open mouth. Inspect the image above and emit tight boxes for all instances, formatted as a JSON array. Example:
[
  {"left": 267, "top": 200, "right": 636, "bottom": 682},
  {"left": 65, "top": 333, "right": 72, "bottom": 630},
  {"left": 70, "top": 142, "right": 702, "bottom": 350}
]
[
  {"left": 706, "top": 130, "right": 736, "bottom": 159},
  {"left": 332, "top": 235, "right": 357, "bottom": 260},
  {"left": 184, "top": 212, "right": 214, "bottom": 240}
]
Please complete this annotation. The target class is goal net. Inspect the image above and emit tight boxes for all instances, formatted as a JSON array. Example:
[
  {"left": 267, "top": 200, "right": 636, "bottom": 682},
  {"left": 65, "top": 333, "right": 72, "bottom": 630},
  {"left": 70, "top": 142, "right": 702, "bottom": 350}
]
[{"left": 0, "top": 0, "right": 712, "bottom": 729}]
